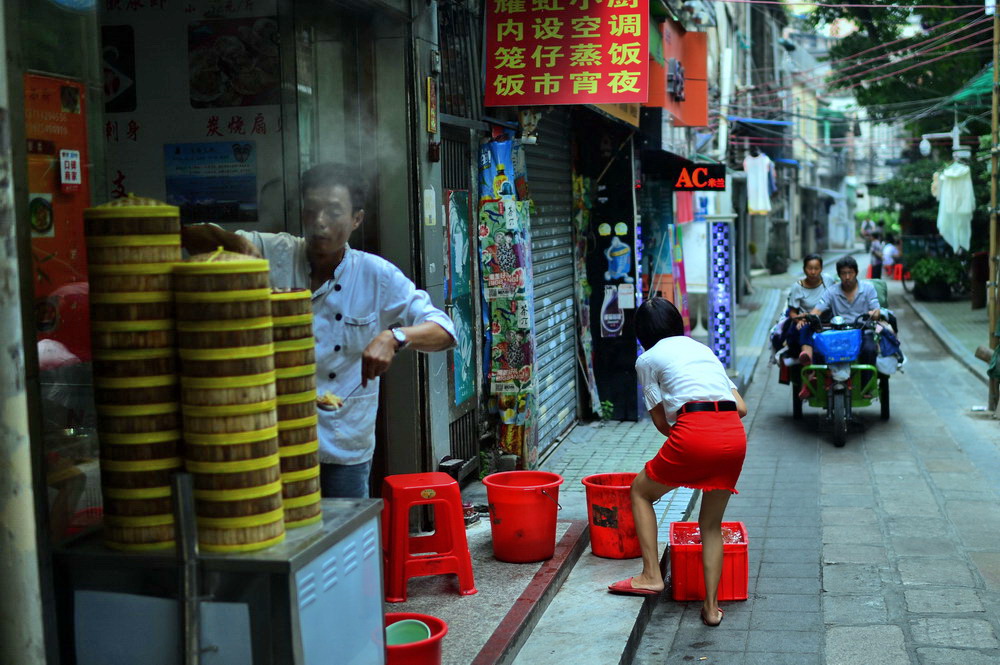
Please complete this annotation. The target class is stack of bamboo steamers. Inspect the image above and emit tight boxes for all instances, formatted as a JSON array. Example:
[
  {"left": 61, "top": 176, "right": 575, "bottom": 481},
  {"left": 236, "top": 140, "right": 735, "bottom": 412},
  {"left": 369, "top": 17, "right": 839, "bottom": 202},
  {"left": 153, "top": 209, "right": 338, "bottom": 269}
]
[{"left": 85, "top": 196, "right": 322, "bottom": 553}]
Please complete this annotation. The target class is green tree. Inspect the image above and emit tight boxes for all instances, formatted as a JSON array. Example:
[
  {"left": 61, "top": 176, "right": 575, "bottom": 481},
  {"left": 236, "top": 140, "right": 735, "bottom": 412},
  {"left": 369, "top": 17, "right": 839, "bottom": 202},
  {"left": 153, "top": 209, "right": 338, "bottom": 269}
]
[
  {"left": 803, "top": 2, "right": 993, "bottom": 137},
  {"left": 870, "top": 158, "right": 942, "bottom": 234}
]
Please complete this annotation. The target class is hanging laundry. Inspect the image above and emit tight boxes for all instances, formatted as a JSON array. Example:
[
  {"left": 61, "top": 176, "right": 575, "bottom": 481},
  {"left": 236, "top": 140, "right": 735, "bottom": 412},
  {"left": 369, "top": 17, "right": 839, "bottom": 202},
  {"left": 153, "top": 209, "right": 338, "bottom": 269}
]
[
  {"left": 743, "top": 148, "right": 773, "bottom": 215},
  {"left": 675, "top": 191, "right": 694, "bottom": 224},
  {"left": 936, "top": 161, "right": 974, "bottom": 253}
]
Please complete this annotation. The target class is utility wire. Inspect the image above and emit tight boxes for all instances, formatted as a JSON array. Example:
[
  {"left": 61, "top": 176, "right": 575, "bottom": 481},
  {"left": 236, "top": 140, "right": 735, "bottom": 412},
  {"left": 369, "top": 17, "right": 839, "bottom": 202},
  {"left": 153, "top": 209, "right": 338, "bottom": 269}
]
[
  {"left": 751, "top": 18, "right": 992, "bottom": 107},
  {"left": 715, "top": 0, "right": 985, "bottom": 9}
]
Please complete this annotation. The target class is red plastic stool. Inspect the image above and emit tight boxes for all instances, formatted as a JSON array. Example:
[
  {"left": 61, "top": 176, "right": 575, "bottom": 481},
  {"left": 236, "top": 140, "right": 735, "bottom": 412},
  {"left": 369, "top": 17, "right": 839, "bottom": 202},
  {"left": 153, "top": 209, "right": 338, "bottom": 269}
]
[
  {"left": 891, "top": 264, "right": 904, "bottom": 280},
  {"left": 381, "top": 472, "right": 477, "bottom": 603}
]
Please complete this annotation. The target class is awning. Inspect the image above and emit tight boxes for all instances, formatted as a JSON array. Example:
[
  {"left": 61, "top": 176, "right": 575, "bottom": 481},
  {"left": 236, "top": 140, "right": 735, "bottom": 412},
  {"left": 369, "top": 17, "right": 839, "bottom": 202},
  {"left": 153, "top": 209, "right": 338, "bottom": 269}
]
[
  {"left": 727, "top": 116, "right": 793, "bottom": 127},
  {"left": 803, "top": 185, "right": 845, "bottom": 199},
  {"left": 949, "top": 64, "right": 993, "bottom": 104}
]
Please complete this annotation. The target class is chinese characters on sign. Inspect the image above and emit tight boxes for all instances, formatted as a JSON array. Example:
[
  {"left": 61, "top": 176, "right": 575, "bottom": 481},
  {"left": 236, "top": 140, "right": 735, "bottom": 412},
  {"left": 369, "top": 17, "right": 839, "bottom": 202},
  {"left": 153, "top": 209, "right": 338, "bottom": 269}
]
[
  {"left": 671, "top": 164, "right": 727, "bottom": 191},
  {"left": 485, "top": 0, "right": 650, "bottom": 107},
  {"left": 59, "top": 150, "right": 82, "bottom": 192}
]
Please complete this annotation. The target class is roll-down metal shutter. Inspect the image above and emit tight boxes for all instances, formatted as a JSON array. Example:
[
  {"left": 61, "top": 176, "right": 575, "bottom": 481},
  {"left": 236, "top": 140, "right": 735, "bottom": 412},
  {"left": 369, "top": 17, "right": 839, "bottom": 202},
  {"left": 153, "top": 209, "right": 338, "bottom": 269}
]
[{"left": 525, "top": 111, "right": 578, "bottom": 451}]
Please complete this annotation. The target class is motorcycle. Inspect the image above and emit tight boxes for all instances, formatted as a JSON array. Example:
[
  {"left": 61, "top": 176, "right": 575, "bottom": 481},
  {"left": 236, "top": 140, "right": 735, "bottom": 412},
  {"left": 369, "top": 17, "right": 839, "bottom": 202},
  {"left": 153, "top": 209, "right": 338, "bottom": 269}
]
[{"left": 791, "top": 314, "right": 890, "bottom": 447}]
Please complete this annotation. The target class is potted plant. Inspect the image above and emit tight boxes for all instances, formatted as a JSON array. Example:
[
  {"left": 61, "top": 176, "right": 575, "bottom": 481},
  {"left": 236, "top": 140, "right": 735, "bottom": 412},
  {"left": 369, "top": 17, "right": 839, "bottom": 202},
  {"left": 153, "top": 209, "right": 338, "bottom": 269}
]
[{"left": 909, "top": 256, "right": 965, "bottom": 301}]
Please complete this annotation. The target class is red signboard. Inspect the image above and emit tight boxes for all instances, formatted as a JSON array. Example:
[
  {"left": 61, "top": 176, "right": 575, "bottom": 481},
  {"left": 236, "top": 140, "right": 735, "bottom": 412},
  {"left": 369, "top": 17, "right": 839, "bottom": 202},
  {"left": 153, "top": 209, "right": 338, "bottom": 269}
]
[
  {"left": 25, "top": 74, "right": 92, "bottom": 361},
  {"left": 646, "top": 20, "right": 707, "bottom": 127},
  {"left": 672, "top": 164, "right": 727, "bottom": 191},
  {"left": 485, "top": 0, "right": 650, "bottom": 107}
]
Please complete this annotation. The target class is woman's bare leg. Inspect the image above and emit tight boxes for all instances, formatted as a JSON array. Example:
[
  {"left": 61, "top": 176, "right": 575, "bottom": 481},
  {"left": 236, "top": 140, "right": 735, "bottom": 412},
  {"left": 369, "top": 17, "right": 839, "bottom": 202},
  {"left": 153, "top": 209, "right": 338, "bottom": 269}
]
[
  {"left": 627, "top": 470, "right": 677, "bottom": 590},
  {"left": 699, "top": 489, "right": 733, "bottom": 624}
]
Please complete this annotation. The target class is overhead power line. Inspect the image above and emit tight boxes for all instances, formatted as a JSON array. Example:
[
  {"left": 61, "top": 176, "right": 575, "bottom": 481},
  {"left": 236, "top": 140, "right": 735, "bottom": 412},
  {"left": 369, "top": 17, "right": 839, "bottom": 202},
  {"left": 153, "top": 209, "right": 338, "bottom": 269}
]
[
  {"left": 750, "top": 17, "right": 992, "bottom": 107},
  {"left": 715, "top": 0, "right": 985, "bottom": 9}
]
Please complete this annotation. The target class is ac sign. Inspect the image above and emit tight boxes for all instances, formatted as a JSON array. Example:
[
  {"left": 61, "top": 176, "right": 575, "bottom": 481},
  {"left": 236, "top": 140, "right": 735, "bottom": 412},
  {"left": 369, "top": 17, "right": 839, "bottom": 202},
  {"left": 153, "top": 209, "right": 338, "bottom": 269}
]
[{"left": 672, "top": 164, "right": 727, "bottom": 191}]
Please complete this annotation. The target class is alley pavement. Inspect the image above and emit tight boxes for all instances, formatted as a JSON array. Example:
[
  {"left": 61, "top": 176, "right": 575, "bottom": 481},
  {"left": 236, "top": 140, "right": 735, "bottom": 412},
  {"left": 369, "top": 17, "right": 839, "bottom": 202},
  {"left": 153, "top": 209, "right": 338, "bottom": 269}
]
[
  {"left": 629, "top": 281, "right": 1000, "bottom": 664},
  {"left": 509, "top": 250, "right": 1000, "bottom": 665}
]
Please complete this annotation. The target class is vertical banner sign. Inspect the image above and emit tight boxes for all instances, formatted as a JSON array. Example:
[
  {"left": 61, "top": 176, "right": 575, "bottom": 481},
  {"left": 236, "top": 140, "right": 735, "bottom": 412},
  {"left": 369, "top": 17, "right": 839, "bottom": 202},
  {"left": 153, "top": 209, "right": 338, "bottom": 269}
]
[
  {"left": 485, "top": 0, "right": 650, "bottom": 107},
  {"left": 25, "top": 74, "right": 92, "bottom": 361},
  {"left": 444, "top": 191, "right": 476, "bottom": 406},
  {"left": 667, "top": 224, "right": 691, "bottom": 335},
  {"left": 480, "top": 200, "right": 538, "bottom": 468},
  {"left": 708, "top": 220, "right": 735, "bottom": 369}
]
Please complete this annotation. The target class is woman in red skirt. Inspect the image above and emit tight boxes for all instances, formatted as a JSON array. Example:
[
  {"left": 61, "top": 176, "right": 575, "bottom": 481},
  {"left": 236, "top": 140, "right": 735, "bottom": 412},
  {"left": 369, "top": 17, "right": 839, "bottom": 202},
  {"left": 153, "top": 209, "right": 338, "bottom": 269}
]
[{"left": 608, "top": 298, "right": 747, "bottom": 627}]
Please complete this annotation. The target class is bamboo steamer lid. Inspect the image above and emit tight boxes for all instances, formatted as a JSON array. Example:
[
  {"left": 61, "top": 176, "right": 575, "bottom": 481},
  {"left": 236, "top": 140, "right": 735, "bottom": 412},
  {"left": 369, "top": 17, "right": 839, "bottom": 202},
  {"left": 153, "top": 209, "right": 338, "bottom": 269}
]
[
  {"left": 85, "top": 195, "right": 179, "bottom": 225},
  {"left": 85, "top": 195, "right": 181, "bottom": 265}
]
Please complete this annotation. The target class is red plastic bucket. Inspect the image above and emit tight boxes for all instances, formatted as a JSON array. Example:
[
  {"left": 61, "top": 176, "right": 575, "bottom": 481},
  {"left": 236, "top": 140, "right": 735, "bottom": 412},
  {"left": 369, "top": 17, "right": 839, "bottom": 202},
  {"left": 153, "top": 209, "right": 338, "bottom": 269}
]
[
  {"left": 581, "top": 472, "right": 640, "bottom": 559},
  {"left": 385, "top": 612, "right": 448, "bottom": 665},
  {"left": 482, "top": 471, "right": 563, "bottom": 563}
]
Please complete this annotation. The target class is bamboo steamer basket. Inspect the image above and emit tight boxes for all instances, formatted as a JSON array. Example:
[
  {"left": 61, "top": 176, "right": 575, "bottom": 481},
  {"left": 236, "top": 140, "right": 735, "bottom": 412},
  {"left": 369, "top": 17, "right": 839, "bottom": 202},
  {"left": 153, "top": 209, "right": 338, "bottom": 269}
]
[
  {"left": 97, "top": 402, "right": 180, "bottom": 434},
  {"left": 100, "top": 449, "right": 181, "bottom": 551},
  {"left": 174, "top": 251, "right": 287, "bottom": 551},
  {"left": 91, "top": 318, "right": 174, "bottom": 350},
  {"left": 281, "top": 459, "right": 322, "bottom": 528},
  {"left": 89, "top": 262, "right": 175, "bottom": 293},
  {"left": 92, "top": 350, "right": 178, "bottom": 407},
  {"left": 271, "top": 290, "right": 315, "bottom": 367},
  {"left": 89, "top": 290, "right": 174, "bottom": 322},
  {"left": 174, "top": 251, "right": 272, "bottom": 322},
  {"left": 177, "top": 317, "right": 273, "bottom": 349},
  {"left": 85, "top": 196, "right": 181, "bottom": 265},
  {"left": 269, "top": 292, "right": 321, "bottom": 530},
  {"left": 185, "top": 448, "right": 285, "bottom": 553},
  {"left": 275, "top": 364, "right": 316, "bottom": 397}
]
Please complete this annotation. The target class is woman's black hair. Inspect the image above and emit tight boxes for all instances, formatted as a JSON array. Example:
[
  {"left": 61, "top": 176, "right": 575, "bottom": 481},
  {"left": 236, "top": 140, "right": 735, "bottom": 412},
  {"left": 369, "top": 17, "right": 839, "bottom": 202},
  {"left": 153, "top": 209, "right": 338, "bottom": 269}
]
[
  {"left": 802, "top": 253, "right": 823, "bottom": 271},
  {"left": 835, "top": 255, "right": 859, "bottom": 274},
  {"left": 635, "top": 297, "right": 685, "bottom": 350}
]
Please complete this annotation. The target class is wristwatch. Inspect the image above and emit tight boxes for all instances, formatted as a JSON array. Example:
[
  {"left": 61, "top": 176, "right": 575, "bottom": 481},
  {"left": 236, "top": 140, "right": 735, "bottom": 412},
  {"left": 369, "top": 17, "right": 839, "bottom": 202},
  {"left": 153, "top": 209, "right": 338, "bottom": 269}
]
[{"left": 390, "top": 326, "right": 409, "bottom": 352}]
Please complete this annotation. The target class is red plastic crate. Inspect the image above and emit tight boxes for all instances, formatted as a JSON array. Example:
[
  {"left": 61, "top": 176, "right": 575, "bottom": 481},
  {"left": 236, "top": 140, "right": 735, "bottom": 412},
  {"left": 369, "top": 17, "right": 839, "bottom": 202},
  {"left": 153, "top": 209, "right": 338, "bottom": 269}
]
[{"left": 668, "top": 521, "right": 749, "bottom": 602}]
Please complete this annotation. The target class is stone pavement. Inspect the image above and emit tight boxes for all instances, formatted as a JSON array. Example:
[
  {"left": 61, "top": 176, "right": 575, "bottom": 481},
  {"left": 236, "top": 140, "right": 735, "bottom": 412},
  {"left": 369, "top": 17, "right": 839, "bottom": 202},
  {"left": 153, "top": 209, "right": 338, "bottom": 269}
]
[
  {"left": 631, "top": 285, "right": 1000, "bottom": 664},
  {"left": 901, "top": 288, "right": 990, "bottom": 385}
]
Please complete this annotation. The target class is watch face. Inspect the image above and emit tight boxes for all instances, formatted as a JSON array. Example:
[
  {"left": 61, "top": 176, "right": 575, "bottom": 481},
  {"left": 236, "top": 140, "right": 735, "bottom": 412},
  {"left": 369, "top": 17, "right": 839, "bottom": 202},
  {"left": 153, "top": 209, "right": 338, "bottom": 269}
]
[{"left": 393, "top": 328, "right": 407, "bottom": 345}]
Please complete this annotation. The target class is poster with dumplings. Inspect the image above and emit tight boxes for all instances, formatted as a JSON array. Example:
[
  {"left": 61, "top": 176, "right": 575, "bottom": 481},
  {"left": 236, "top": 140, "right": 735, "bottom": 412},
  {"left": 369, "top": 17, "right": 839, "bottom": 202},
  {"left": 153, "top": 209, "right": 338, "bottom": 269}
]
[{"left": 101, "top": 1, "right": 282, "bottom": 230}]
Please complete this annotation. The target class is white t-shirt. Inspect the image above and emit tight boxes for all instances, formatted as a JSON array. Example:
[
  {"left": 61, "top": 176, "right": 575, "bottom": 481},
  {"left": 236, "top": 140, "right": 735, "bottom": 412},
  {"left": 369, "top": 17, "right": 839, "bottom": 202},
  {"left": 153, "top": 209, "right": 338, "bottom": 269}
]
[
  {"left": 635, "top": 336, "right": 738, "bottom": 424},
  {"left": 882, "top": 243, "right": 898, "bottom": 267}
]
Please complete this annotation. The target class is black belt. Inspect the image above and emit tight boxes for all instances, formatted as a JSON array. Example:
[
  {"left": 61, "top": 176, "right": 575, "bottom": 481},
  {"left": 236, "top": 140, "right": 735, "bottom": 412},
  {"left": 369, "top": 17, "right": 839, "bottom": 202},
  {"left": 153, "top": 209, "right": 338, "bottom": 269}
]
[{"left": 679, "top": 401, "right": 737, "bottom": 414}]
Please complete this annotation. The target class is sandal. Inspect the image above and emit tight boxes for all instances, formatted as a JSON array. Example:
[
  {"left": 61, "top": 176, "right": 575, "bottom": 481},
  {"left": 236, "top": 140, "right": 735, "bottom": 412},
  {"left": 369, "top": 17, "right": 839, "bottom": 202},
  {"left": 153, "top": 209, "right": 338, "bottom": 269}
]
[{"left": 700, "top": 607, "right": 724, "bottom": 627}]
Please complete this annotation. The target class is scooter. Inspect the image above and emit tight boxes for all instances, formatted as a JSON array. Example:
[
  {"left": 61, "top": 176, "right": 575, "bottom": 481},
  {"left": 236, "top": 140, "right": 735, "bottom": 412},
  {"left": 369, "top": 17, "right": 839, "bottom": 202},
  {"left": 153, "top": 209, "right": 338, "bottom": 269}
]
[{"left": 793, "top": 314, "right": 889, "bottom": 447}]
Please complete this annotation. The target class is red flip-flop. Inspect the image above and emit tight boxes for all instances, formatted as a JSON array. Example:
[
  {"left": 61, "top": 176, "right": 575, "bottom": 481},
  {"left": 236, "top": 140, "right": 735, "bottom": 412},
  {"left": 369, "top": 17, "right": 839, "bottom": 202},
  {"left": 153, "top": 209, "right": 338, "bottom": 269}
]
[{"left": 607, "top": 577, "right": 661, "bottom": 597}]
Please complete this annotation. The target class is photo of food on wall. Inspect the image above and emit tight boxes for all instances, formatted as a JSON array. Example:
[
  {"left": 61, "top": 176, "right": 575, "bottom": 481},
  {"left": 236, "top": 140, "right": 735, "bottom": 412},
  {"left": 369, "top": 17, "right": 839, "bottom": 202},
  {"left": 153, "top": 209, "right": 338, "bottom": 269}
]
[{"left": 188, "top": 16, "right": 280, "bottom": 109}]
